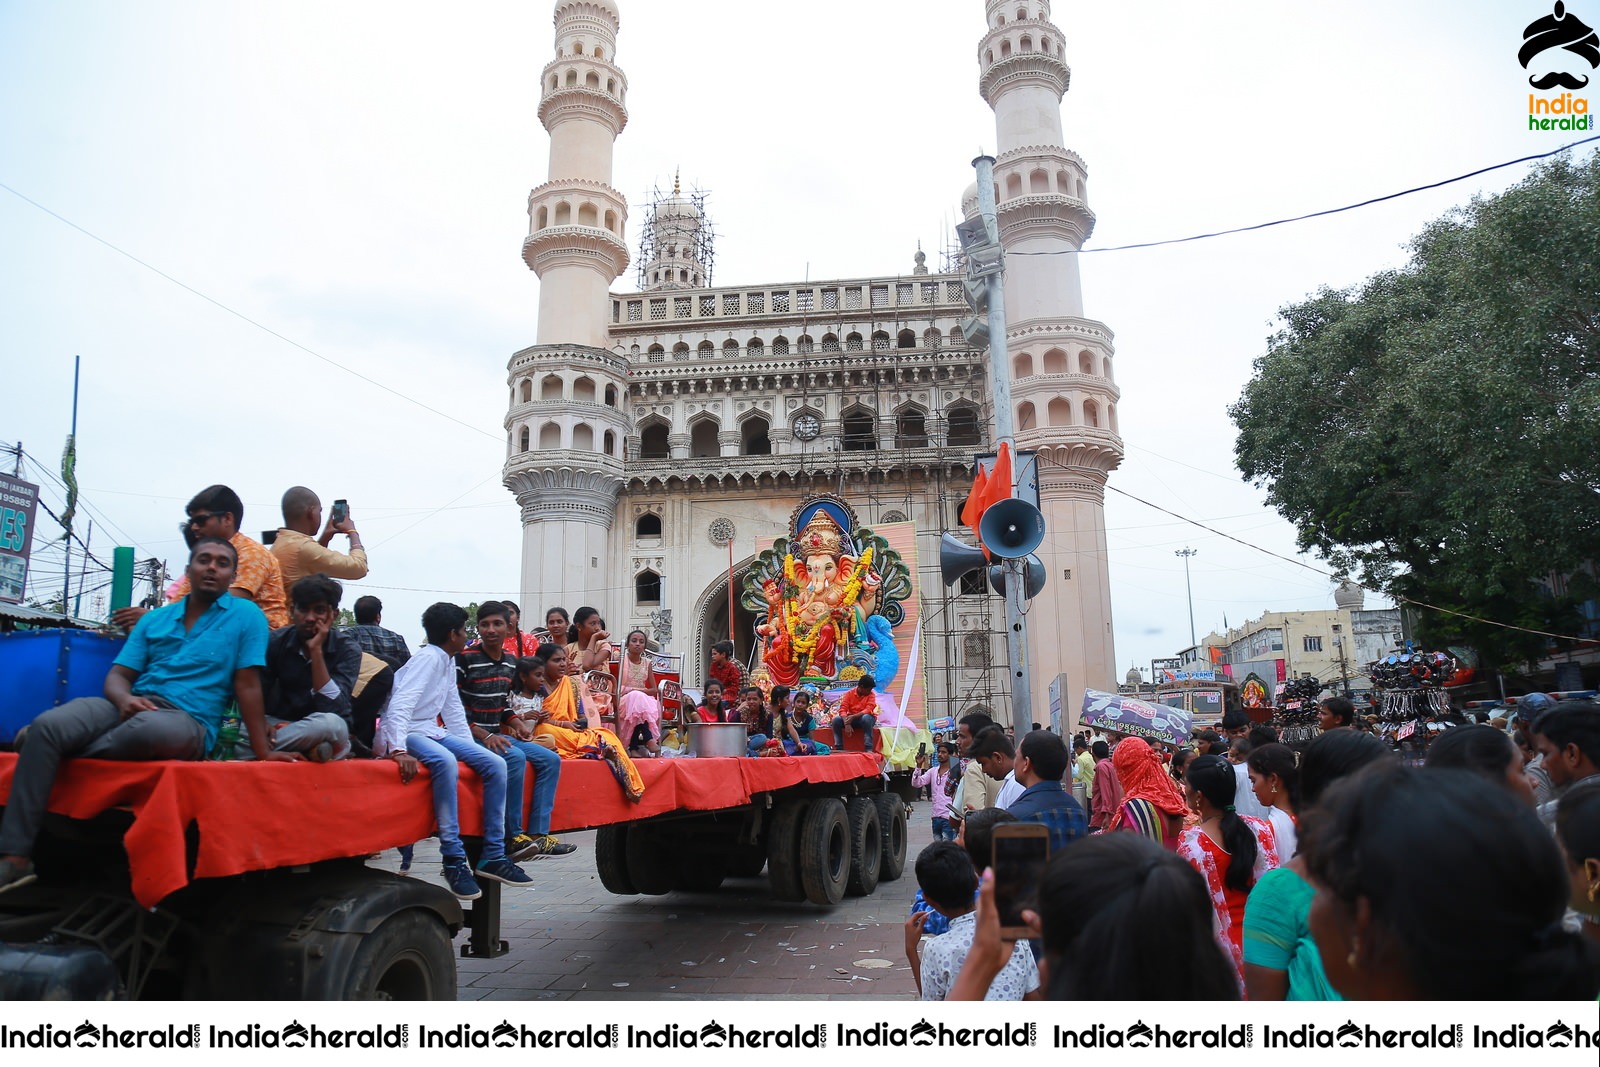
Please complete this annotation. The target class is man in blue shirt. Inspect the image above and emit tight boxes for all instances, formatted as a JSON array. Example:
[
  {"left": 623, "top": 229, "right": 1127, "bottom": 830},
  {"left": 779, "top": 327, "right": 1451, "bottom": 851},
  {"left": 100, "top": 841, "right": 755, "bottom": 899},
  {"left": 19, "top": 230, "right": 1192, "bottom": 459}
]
[
  {"left": 0, "top": 537, "right": 296, "bottom": 895},
  {"left": 1004, "top": 730, "right": 1087, "bottom": 853}
]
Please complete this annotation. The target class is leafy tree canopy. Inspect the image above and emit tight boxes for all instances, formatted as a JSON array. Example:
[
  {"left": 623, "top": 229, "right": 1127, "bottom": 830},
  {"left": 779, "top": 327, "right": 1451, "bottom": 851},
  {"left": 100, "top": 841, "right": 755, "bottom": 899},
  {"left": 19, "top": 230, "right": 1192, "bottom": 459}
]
[{"left": 1230, "top": 153, "right": 1600, "bottom": 666}]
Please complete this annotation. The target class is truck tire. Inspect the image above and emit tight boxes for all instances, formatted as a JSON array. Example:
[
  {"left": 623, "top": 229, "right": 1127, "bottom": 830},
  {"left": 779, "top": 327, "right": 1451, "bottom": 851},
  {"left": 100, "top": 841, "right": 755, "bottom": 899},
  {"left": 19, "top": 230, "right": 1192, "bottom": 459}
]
[
  {"left": 798, "top": 798, "right": 850, "bottom": 906},
  {"left": 342, "top": 910, "right": 456, "bottom": 1000},
  {"left": 874, "top": 792, "right": 908, "bottom": 882},
  {"left": 595, "top": 825, "right": 637, "bottom": 895},
  {"left": 625, "top": 824, "right": 678, "bottom": 895},
  {"left": 675, "top": 854, "right": 728, "bottom": 892},
  {"left": 727, "top": 847, "right": 766, "bottom": 878},
  {"left": 766, "top": 800, "right": 808, "bottom": 902},
  {"left": 844, "top": 796, "right": 882, "bottom": 897}
]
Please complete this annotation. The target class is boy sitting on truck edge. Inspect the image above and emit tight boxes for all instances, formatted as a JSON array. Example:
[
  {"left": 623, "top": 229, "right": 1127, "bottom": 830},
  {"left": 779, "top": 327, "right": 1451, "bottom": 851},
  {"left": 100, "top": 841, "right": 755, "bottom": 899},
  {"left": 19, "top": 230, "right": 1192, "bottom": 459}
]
[
  {"left": 832, "top": 674, "right": 879, "bottom": 752},
  {"left": 0, "top": 537, "right": 296, "bottom": 895},
  {"left": 374, "top": 602, "right": 535, "bottom": 901},
  {"left": 246, "top": 574, "right": 361, "bottom": 761}
]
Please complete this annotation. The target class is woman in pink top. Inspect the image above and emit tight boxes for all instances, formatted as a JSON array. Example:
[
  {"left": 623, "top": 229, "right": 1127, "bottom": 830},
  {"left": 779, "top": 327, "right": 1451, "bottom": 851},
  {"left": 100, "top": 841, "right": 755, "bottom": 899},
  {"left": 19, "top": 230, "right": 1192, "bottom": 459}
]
[{"left": 912, "top": 741, "right": 960, "bottom": 840}]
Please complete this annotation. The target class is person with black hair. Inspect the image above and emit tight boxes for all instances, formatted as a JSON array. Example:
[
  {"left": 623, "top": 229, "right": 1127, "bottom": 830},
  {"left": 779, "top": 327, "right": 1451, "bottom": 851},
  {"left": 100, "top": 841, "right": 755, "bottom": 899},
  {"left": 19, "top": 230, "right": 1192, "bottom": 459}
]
[
  {"left": 956, "top": 711, "right": 1002, "bottom": 818},
  {"left": 617, "top": 629, "right": 663, "bottom": 756},
  {"left": 1247, "top": 723, "right": 1279, "bottom": 749},
  {"left": 970, "top": 727, "right": 1023, "bottom": 807},
  {"left": 345, "top": 595, "right": 411, "bottom": 670},
  {"left": 0, "top": 538, "right": 295, "bottom": 896},
  {"left": 1246, "top": 743, "right": 1301, "bottom": 857},
  {"left": 456, "top": 601, "right": 573, "bottom": 861},
  {"left": 1426, "top": 724, "right": 1535, "bottom": 807},
  {"left": 1170, "top": 745, "right": 1195, "bottom": 784},
  {"left": 1556, "top": 788, "right": 1600, "bottom": 945},
  {"left": 912, "top": 741, "right": 961, "bottom": 840},
  {"left": 1071, "top": 735, "right": 1095, "bottom": 803},
  {"left": 1088, "top": 739, "right": 1122, "bottom": 830},
  {"left": 949, "top": 834, "right": 1238, "bottom": 1001},
  {"left": 1221, "top": 708, "right": 1251, "bottom": 741},
  {"left": 1177, "top": 753, "right": 1280, "bottom": 989},
  {"left": 1532, "top": 700, "right": 1600, "bottom": 830},
  {"left": 250, "top": 574, "right": 360, "bottom": 761},
  {"left": 905, "top": 841, "right": 1039, "bottom": 1000},
  {"left": 1317, "top": 696, "right": 1355, "bottom": 732},
  {"left": 1303, "top": 764, "right": 1600, "bottom": 999},
  {"left": 567, "top": 607, "right": 613, "bottom": 674},
  {"left": 1192, "top": 728, "right": 1224, "bottom": 757},
  {"left": 831, "top": 674, "right": 879, "bottom": 752},
  {"left": 1005, "top": 731, "right": 1086, "bottom": 852},
  {"left": 958, "top": 806, "right": 1017, "bottom": 877},
  {"left": 373, "top": 603, "right": 534, "bottom": 901},
  {"left": 543, "top": 606, "right": 572, "bottom": 647},
  {"left": 706, "top": 637, "right": 743, "bottom": 696},
  {"left": 270, "top": 485, "right": 368, "bottom": 596},
  {"left": 115, "top": 484, "right": 288, "bottom": 630},
  {"left": 1242, "top": 729, "right": 1392, "bottom": 1001}
]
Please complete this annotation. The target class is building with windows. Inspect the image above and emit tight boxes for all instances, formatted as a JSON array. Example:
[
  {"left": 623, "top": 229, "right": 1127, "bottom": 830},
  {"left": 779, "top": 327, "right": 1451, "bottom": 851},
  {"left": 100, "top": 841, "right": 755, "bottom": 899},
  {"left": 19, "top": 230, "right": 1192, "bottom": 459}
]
[{"left": 501, "top": 0, "right": 1123, "bottom": 722}]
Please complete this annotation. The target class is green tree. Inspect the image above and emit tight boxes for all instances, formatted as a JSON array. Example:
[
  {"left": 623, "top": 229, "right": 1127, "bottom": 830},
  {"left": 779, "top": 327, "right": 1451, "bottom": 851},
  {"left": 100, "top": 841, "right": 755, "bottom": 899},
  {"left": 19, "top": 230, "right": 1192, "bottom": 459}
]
[{"left": 1230, "top": 153, "right": 1600, "bottom": 668}]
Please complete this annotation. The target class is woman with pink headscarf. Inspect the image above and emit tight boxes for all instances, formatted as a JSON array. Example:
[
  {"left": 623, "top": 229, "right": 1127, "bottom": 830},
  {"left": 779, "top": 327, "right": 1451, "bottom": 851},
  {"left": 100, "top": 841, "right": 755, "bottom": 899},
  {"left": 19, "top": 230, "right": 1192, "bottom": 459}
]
[{"left": 1110, "top": 737, "right": 1190, "bottom": 849}]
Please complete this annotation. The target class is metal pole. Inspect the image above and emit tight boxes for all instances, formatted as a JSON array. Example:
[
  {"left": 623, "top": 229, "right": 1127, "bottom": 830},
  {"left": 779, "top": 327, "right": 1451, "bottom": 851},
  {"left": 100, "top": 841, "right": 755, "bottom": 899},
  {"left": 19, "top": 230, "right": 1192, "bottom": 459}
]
[
  {"left": 1176, "top": 548, "right": 1197, "bottom": 650},
  {"left": 972, "top": 155, "right": 1032, "bottom": 739},
  {"left": 63, "top": 356, "right": 80, "bottom": 615}
]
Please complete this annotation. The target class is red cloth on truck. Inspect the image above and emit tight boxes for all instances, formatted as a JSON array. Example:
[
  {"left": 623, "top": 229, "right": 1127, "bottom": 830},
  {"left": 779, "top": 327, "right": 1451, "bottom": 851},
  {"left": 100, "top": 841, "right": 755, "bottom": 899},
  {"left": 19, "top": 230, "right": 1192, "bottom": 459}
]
[{"left": 0, "top": 751, "right": 881, "bottom": 907}]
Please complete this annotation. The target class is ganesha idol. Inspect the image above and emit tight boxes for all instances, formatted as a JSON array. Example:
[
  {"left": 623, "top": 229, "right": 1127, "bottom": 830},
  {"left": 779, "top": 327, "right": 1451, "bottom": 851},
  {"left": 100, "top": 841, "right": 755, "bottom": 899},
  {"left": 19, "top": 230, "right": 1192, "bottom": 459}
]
[{"left": 748, "top": 504, "right": 906, "bottom": 690}]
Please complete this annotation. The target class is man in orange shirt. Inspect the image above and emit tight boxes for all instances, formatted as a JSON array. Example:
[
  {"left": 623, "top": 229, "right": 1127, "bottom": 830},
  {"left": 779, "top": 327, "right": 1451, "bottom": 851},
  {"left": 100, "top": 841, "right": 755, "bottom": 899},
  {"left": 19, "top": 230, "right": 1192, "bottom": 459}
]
[
  {"left": 112, "top": 485, "right": 289, "bottom": 631},
  {"left": 832, "top": 674, "right": 879, "bottom": 753}
]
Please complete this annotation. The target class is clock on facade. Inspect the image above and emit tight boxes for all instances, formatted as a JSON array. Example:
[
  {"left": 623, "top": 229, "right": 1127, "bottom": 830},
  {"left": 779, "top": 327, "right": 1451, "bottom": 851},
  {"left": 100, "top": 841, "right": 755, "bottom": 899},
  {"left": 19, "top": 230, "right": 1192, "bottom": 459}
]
[{"left": 793, "top": 413, "right": 821, "bottom": 441}]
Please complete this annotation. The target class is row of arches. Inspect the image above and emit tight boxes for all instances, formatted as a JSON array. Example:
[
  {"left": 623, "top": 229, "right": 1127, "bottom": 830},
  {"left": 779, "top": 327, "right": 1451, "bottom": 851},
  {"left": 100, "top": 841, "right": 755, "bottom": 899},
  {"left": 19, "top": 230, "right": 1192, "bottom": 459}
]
[
  {"left": 547, "top": 67, "right": 620, "bottom": 96},
  {"left": 515, "top": 373, "right": 620, "bottom": 406},
  {"left": 514, "top": 422, "right": 619, "bottom": 455},
  {"left": 1012, "top": 347, "right": 1112, "bottom": 380},
  {"left": 640, "top": 327, "right": 957, "bottom": 363},
  {"left": 634, "top": 402, "right": 983, "bottom": 460},
  {"left": 534, "top": 200, "right": 621, "bottom": 236},
  {"left": 1015, "top": 397, "right": 1117, "bottom": 432},
  {"left": 1001, "top": 167, "right": 1084, "bottom": 201}
]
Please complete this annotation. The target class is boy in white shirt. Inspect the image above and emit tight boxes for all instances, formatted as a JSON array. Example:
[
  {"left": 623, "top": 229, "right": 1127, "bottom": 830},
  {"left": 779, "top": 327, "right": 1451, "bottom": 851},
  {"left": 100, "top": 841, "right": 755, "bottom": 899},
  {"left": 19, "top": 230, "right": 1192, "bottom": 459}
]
[{"left": 375, "top": 602, "right": 533, "bottom": 901}]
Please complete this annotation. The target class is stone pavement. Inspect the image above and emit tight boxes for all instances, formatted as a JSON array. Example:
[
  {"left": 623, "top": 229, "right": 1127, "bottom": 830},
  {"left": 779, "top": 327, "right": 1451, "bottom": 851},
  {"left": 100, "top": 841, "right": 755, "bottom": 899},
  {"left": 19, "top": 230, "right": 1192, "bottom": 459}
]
[{"left": 371, "top": 807, "right": 940, "bottom": 1000}]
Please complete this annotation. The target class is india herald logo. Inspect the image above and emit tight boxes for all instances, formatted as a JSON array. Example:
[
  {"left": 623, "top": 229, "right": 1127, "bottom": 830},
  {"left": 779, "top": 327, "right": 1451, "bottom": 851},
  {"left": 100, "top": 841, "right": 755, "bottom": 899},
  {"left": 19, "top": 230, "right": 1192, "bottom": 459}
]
[{"left": 1521, "top": 2, "right": 1600, "bottom": 89}]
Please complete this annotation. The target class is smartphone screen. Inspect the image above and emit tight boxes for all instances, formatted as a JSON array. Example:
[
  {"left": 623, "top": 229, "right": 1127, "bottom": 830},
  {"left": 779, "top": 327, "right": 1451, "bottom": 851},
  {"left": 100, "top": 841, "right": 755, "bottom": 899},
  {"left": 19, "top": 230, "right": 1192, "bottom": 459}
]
[
  {"left": 992, "top": 826, "right": 1049, "bottom": 936},
  {"left": 331, "top": 499, "right": 348, "bottom": 523}
]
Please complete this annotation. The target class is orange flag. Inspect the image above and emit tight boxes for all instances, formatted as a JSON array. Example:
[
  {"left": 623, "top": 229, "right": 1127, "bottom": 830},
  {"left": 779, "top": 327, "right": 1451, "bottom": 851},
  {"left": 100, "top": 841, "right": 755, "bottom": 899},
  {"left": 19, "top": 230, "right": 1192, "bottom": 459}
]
[
  {"left": 962, "top": 462, "right": 990, "bottom": 547},
  {"left": 985, "top": 442, "right": 1014, "bottom": 513}
]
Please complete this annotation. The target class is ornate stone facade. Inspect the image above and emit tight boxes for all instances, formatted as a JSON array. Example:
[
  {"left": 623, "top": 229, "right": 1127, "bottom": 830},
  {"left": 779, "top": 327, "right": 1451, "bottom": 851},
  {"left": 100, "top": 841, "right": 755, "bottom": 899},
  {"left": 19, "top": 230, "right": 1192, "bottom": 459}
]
[{"left": 503, "top": 0, "right": 1121, "bottom": 716}]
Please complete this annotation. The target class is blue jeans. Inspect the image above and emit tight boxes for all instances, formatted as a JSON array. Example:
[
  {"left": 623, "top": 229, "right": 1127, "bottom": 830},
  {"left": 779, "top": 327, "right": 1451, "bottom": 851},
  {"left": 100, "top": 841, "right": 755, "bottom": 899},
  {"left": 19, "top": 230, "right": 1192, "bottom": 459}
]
[
  {"left": 501, "top": 737, "right": 561, "bottom": 836},
  {"left": 747, "top": 733, "right": 770, "bottom": 756},
  {"left": 406, "top": 732, "right": 507, "bottom": 864},
  {"left": 831, "top": 713, "right": 876, "bottom": 752},
  {"left": 932, "top": 816, "right": 956, "bottom": 841}
]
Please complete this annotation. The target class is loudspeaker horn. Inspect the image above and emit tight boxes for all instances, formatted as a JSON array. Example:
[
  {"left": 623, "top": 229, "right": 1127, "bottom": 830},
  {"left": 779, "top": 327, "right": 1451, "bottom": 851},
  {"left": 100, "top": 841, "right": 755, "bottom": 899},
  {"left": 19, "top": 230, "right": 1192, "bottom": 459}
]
[
  {"left": 988, "top": 554, "right": 1047, "bottom": 600},
  {"left": 939, "top": 531, "right": 989, "bottom": 586},
  {"left": 978, "top": 498, "right": 1046, "bottom": 559}
]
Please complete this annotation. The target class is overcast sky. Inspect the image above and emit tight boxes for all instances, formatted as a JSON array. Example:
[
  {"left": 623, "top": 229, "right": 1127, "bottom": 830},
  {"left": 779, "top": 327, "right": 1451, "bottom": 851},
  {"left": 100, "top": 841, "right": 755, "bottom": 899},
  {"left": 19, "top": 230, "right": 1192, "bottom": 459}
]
[{"left": 1, "top": 0, "right": 1582, "bottom": 680}]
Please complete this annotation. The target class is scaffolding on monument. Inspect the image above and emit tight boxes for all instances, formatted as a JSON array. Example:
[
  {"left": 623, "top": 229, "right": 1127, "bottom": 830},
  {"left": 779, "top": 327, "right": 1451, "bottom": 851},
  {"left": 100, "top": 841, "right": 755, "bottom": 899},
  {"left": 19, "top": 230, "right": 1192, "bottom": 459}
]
[{"left": 635, "top": 178, "right": 716, "bottom": 292}]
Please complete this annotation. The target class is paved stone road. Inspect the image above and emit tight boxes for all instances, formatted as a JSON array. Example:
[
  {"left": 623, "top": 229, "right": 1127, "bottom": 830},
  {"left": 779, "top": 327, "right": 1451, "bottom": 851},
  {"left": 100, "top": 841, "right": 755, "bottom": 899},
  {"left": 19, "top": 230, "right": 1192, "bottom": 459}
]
[{"left": 373, "top": 808, "right": 939, "bottom": 1000}]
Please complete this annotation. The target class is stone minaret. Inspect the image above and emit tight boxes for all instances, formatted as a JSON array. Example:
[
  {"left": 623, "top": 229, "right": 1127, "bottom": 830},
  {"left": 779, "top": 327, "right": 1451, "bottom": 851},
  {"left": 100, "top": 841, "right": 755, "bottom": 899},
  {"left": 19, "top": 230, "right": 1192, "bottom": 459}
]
[
  {"left": 970, "top": 0, "right": 1122, "bottom": 721},
  {"left": 504, "top": 0, "right": 632, "bottom": 613}
]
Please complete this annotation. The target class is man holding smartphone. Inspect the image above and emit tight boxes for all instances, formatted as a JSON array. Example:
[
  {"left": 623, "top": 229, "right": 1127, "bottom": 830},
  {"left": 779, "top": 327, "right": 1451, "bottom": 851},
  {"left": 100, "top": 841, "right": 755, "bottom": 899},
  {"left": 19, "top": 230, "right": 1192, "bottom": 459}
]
[{"left": 271, "top": 486, "right": 369, "bottom": 592}]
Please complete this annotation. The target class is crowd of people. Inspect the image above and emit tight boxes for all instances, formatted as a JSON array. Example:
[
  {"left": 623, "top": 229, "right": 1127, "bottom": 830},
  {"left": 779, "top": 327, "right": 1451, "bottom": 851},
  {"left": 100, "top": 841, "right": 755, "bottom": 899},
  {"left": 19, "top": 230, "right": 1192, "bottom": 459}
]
[{"left": 905, "top": 699, "right": 1600, "bottom": 1001}]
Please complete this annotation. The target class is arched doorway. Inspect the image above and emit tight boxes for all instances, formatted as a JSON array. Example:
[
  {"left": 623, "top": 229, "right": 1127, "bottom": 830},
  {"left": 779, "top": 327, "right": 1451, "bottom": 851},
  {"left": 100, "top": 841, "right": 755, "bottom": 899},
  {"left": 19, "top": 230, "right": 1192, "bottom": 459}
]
[{"left": 693, "top": 568, "right": 758, "bottom": 685}]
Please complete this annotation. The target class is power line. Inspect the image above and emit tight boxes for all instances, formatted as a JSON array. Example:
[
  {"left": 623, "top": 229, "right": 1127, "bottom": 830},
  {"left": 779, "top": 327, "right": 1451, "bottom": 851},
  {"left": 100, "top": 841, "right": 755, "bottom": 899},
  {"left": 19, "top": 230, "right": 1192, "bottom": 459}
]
[
  {"left": 0, "top": 179, "right": 501, "bottom": 444},
  {"left": 1011, "top": 135, "right": 1600, "bottom": 256}
]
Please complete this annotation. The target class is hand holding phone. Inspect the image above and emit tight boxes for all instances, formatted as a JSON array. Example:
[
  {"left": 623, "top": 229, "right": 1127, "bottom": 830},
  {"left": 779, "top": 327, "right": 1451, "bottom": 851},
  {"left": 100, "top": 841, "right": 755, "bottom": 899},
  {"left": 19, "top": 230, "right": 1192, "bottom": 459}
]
[
  {"left": 330, "top": 499, "right": 349, "bottom": 525},
  {"left": 990, "top": 822, "right": 1050, "bottom": 941}
]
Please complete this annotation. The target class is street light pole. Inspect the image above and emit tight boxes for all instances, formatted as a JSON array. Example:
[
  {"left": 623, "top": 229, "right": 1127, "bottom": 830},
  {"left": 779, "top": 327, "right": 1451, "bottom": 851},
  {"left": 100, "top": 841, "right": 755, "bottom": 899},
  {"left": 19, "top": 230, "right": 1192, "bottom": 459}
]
[{"left": 1175, "top": 548, "right": 1198, "bottom": 651}]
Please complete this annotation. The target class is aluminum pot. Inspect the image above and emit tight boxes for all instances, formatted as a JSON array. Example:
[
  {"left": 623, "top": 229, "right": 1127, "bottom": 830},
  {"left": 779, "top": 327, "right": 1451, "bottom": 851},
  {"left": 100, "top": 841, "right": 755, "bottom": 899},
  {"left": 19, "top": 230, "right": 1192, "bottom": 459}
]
[{"left": 687, "top": 722, "right": 748, "bottom": 758}]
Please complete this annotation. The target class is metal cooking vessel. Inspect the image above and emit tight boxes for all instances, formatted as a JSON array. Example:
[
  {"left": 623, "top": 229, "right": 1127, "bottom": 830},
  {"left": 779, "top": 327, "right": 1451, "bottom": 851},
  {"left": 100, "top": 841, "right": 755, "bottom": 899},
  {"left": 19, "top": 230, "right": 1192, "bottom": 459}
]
[{"left": 687, "top": 722, "right": 747, "bottom": 758}]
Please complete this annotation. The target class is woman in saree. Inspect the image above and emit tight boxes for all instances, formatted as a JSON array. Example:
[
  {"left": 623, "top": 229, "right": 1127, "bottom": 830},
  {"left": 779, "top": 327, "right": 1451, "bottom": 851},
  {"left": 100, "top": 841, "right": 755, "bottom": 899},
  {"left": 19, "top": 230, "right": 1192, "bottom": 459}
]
[
  {"left": 516, "top": 643, "right": 644, "bottom": 802},
  {"left": 1109, "top": 736, "right": 1189, "bottom": 848}
]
